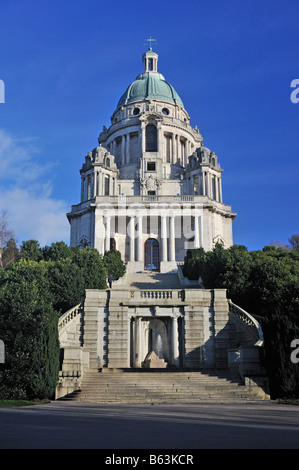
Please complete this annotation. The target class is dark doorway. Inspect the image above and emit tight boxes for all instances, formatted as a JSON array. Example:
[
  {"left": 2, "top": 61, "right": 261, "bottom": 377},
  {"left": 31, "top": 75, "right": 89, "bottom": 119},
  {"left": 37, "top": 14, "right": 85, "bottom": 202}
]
[{"left": 144, "top": 238, "right": 159, "bottom": 271}]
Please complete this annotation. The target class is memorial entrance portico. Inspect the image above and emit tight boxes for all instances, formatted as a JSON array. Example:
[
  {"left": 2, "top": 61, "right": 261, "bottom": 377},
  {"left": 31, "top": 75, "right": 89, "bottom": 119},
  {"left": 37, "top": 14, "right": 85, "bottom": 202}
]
[{"left": 130, "top": 310, "right": 181, "bottom": 368}]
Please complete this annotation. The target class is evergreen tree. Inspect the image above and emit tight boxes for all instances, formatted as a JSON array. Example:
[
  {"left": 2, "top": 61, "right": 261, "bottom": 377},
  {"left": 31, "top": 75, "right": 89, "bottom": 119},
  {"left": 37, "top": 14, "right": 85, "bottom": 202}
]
[
  {"left": 103, "top": 249, "right": 126, "bottom": 281},
  {"left": 183, "top": 243, "right": 299, "bottom": 398},
  {"left": 0, "top": 241, "right": 108, "bottom": 399}
]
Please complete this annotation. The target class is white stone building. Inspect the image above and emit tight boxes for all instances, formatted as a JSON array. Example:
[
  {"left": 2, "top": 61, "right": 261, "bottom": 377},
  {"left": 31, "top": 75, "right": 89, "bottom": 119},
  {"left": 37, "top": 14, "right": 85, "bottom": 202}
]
[
  {"left": 57, "top": 48, "right": 269, "bottom": 402},
  {"left": 67, "top": 47, "right": 236, "bottom": 273}
]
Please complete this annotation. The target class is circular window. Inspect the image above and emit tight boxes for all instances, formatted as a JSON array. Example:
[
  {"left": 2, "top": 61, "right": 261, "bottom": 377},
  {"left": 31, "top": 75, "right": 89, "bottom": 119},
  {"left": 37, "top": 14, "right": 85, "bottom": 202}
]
[
  {"left": 162, "top": 108, "right": 169, "bottom": 115},
  {"left": 133, "top": 107, "right": 140, "bottom": 115}
]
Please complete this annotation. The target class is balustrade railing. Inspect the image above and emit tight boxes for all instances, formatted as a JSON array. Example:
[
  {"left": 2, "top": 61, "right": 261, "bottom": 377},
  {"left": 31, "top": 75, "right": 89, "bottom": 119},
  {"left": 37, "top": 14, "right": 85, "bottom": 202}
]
[
  {"left": 228, "top": 299, "right": 263, "bottom": 346},
  {"left": 58, "top": 303, "right": 84, "bottom": 332},
  {"left": 129, "top": 289, "right": 185, "bottom": 301}
]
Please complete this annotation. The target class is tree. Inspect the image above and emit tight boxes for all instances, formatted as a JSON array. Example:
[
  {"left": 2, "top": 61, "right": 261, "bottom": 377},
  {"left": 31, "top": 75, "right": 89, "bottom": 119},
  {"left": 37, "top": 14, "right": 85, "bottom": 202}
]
[
  {"left": 103, "top": 249, "right": 126, "bottom": 281},
  {"left": 20, "top": 239, "right": 43, "bottom": 262},
  {"left": 0, "top": 241, "right": 108, "bottom": 399},
  {"left": 42, "top": 241, "right": 72, "bottom": 261},
  {"left": 1, "top": 238, "right": 19, "bottom": 268},
  {"left": 289, "top": 234, "right": 299, "bottom": 251},
  {"left": 182, "top": 243, "right": 299, "bottom": 398},
  {"left": 0, "top": 260, "right": 59, "bottom": 399},
  {"left": 0, "top": 211, "right": 14, "bottom": 268}
]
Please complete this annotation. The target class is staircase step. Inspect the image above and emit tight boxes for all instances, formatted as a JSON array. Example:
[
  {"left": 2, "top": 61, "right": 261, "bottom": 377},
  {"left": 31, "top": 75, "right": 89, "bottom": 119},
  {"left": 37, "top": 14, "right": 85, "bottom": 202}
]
[{"left": 59, "top": 369, "right": 268, "bottom": 403}]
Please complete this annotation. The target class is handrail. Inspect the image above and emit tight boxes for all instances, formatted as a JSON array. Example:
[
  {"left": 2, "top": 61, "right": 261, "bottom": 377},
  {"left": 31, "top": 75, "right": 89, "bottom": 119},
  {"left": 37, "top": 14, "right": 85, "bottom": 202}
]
[
  {"left": 58, "top": 303, "right": 84, "bottom": 331},
  {"left": 228, "top": 299, "right": 264, "bottom": 347}
]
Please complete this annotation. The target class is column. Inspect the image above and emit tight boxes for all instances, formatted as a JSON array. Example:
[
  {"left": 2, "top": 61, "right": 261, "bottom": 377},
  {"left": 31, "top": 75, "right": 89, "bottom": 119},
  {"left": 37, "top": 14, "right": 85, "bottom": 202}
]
[
  {"left": 218, "top": 177, "right": 223, "bottom": 203},
  {"left": 172, "top": 134, "right": 177, "bottom": 163},
  {"left": 157, "top": 123, "right": 163, "bottom": 154},
  {"left": 169, "top": 215, "right": 175, "bottom": 262},
  {"left": 202, "top": 171, "right": 206, "bottom": 196},
  {"left": 215, "top": 176, "right": 219, "bottom": 202},
  {"left": 94, "top": 214, "right": 104, "bottom": 254},
  {"left": 171, "top": 317, "right": 180, "bottom": 367},
  {"left": 187, "top": 140, "right": 191, "bottom": 158},
  {"left": 97, "top": 172, "right": 100, "bottom": 196},
  {"left": 129, "top": 216, "right": 135, "bottom": 261},
  {"left": 141, "top": 123, "right": 146, "bottom": 154},
  {"left": 177, "top": 136, "right": 181, "bottom": 163},
  {"left": 93, "top": 172, "right": 97, "bottom": 198},
  {"left": 134, "top": 317, "right": 142, "bottom": 368},
  {"left": 126, "top": 133, "right": 130, "bottom": 163},
  {"left": 138, "top": 128, "right": 142, "bottom": 157},
  {"left": 137, "top": 215, "right": 143, "bottom": 262},
  {"left": 161, "top": 215, "right": 168, "bottom": 262},
  {"left": 104, "top": 215, "right": 111, "bottom": 252},
  {"left": 206, "top": 172, "right": 211, "bottom": 198},
  {"left": 121, "top": 135, "right": 126, "bottom": 166},
  {"left": 101, "top": 173, "right": 104, "bottom": 196}
]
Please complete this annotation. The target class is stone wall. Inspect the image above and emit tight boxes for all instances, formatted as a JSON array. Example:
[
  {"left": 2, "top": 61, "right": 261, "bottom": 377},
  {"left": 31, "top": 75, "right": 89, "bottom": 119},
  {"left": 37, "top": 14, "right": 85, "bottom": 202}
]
[{"left": 57, "top": 285, "right": 266, "bottom": 398}]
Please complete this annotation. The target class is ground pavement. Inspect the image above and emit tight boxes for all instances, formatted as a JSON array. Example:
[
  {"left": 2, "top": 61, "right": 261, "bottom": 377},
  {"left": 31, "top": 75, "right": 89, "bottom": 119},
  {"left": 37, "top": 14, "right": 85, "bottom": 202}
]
[{"left": 0, "top": 401, "right": 298, "bottom": 450}]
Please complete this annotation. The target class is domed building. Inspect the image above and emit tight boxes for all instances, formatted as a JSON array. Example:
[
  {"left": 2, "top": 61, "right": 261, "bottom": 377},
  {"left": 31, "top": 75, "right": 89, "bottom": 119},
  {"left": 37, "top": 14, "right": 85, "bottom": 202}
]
[
  {"left": 58, "top": 48, "right": 268, "bottom": 402},
  {"left": 67, "top": 47, "right": 236, "bottom": 273}
]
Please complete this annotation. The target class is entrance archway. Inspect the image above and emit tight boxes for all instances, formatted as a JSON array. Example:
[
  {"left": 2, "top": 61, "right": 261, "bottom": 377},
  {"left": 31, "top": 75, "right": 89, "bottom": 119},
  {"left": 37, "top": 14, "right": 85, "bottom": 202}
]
[{"left": 144, "top": 238, "right": 159, "bottom": 271}]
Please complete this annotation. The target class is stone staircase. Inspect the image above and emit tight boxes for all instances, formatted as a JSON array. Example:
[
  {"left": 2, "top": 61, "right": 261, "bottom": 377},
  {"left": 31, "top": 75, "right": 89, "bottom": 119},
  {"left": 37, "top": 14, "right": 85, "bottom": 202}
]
[{"left": 59, "top": 369, "right": 268, "bottom": 404}]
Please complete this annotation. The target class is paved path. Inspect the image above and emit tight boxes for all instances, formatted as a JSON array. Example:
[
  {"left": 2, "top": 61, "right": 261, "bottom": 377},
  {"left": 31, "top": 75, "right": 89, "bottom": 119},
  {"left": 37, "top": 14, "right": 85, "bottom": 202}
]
[{"left": 0, "top": 401, "right": 299, "bottom": 449}]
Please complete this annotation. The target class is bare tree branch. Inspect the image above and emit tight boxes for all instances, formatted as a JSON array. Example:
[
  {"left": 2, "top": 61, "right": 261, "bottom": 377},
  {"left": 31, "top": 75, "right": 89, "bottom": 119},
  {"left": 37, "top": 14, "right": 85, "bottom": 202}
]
[{"left": 0, "top": 210, "right": 14, "bottom": 268}]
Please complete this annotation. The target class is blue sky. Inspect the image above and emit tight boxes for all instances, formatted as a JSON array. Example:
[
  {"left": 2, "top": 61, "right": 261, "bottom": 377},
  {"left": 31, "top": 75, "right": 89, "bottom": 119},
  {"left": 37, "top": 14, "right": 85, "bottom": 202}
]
[{"left": 0, "top": 0, "right": 298, "bottom": 250}]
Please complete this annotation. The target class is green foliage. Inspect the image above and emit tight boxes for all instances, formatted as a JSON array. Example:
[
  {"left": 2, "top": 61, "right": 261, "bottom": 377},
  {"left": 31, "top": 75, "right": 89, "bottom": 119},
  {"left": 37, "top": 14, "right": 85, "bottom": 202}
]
[
  {"left": 72, "top": 247, "right": 108, "bottom": 291},
  {"left": 42, "top": 241, "right": 71, "bottom": 261},
  {"left": 0, "top": 241, "right": 108, "bottom": 400},
  {"left": 183, "top": 243, "right": 299, "bottom": 398},
  {"left": 0, "top": 261, "right": 59, "bottom": 399},
  {"left": 20, "top": 240, "right": 43, "bottom": 262},
  {"left": 2, "top": 238, "right": 19, "bottom": 267},
  {"left": 103, "top": 250, "right": 126, "bottom": 281}
]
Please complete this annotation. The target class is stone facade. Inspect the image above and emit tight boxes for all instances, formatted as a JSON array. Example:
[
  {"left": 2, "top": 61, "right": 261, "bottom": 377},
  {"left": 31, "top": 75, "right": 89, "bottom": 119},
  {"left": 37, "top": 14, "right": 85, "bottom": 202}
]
[{"left": 67, "top": 48, "right": 236, "bottom": 273}]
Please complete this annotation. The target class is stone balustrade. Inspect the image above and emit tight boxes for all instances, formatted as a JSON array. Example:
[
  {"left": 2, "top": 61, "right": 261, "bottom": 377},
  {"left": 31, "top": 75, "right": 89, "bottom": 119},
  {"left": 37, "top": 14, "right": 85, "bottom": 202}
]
[
  {"left": 122, "top": 289, "right": 185, "bottom": 304},
  {"left": 228, "top": 299, "right": 264, "bottom": 347},
  {"left": 58, "top": 303, "right": 84, "bottom": 333}
]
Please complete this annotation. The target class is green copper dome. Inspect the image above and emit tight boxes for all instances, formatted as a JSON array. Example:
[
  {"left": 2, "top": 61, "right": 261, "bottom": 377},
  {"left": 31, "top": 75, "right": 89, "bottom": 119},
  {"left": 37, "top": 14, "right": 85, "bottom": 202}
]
[
  {"left": 117, "top": 73, "right": 184, "bottom": 108},
  {"left": 117, "top": 49, "right": 184, "bottom": 109}
]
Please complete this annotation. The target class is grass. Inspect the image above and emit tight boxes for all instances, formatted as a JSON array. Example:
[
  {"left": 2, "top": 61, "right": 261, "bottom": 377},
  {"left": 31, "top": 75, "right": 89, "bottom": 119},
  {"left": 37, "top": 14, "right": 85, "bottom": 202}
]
[{"left": 0, "top": 399, "right": 50, "bottom": 408}]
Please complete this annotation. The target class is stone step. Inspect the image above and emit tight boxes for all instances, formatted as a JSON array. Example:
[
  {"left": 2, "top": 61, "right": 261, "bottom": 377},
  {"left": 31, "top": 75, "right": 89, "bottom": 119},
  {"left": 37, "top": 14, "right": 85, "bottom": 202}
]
[{"left": 59, "top": 369, "right": 267, "bottom": 403}]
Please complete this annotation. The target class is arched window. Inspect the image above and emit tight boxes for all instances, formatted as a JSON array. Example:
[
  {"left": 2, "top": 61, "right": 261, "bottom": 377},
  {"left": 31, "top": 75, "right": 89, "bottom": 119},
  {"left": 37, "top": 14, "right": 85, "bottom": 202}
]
[
  {"left": 146, "top": 124, "right": 157, "bottom": 152},
  {"left": 144, "top": 238, "right": 159, "bottom": 271}
]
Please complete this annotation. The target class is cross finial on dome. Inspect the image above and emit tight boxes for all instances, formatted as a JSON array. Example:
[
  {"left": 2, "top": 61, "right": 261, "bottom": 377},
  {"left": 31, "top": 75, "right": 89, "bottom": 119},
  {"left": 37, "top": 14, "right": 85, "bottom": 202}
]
[{"left": 145, "top": 36, "right": 157, "bottom": 51}]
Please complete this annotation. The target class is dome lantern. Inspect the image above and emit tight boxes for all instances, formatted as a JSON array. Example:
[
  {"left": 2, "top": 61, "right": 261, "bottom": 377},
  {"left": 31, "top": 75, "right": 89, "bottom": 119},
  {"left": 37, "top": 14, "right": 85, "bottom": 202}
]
[{"left": 142, "top": 48, "right": 159, "bottom": 74}]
